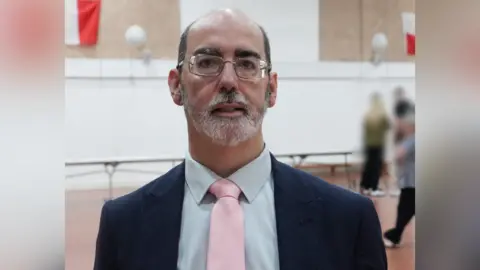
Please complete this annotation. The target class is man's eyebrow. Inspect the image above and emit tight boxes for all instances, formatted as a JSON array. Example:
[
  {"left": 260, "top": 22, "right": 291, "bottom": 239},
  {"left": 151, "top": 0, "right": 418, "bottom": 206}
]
[
  {"left": 235, "top": 49, "right": 261, "bottom": 59},
  {"left": 192, "top": 47, "right": 222, "bottom": 56}
]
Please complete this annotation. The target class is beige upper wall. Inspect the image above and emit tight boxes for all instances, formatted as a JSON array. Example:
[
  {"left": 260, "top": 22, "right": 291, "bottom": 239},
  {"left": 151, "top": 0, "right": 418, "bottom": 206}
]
[
  {"left": 319, "top": 0, "right": 415, "bottom": 62},
  {"left": 65, "top": 0, "right": 414, "bottom": 62},
  {"left": 65, "top": 0, "right": 181, "bottom": 59}
]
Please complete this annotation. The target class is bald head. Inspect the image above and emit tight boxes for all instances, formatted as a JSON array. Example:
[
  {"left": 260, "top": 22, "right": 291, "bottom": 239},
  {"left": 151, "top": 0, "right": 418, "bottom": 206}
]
[
  {"left": 192, "top": 9, "right": 257, "bottom": 30},
  {"left": 176, "top": 9, "right": 271, "bottom": 71}
]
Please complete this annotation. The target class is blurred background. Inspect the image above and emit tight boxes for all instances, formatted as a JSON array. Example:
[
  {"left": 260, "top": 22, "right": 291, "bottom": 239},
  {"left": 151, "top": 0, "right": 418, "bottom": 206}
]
[{"left": 65, "top": 0, "right": 416, "bottom": 269}]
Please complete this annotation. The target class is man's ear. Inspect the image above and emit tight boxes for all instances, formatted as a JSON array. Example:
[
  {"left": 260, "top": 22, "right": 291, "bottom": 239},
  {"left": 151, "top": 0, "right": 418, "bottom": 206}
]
[
  {"left": 168, "top": 69, "right": 183, "bottom": 106},
  {"left": 267, "top": 72, "right": 278, "bottom": 107}
]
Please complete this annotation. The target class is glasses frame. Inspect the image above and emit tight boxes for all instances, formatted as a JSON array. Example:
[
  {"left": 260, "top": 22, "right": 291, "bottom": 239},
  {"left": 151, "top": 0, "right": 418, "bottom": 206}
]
[{"left": 177, "top": 54, "right": 271, "bottom": 80}]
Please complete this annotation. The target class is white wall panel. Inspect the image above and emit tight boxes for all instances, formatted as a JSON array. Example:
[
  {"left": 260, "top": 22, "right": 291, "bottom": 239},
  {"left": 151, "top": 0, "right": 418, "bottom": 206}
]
[
  {"left": 178, "top": 0, "right": 320, "bottom": 62},
  {"left": 65, "top": 59, "right": 415, "bottom": 190},
  {"left": 65, "top": 77, "right": 414, "bottom": 161}
]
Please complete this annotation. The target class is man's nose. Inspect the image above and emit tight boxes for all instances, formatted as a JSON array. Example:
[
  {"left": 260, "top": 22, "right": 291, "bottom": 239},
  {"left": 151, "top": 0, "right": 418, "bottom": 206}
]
[{"left": 217, "top": 62, "right": 238, "bottom": 90}]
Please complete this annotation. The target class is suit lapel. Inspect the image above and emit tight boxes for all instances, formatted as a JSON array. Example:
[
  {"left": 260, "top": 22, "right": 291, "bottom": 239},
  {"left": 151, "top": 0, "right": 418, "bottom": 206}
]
[
  {"left": 272, "top": 155, "right": 334, "bottom": 270},
  {"left": 134, "top": 162, "right": 186, "bottom": 270}
]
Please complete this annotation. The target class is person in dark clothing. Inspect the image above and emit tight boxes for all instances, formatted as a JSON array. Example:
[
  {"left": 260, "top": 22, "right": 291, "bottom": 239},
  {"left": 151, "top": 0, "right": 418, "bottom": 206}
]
[
  {"left": 387, "top": 86, "right": 414, "bottom": 197},
  {"left": 384, "top": 111, "right": 415, "bottom": 247},
  {"left": 393, "top": 87, "right": 414, "bottom": 143}
]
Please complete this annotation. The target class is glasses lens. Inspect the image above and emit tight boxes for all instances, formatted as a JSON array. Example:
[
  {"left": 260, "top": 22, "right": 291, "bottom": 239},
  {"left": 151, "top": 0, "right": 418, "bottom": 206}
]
[
  {"left": 235, "top": 58, "right": 261, "bottom": 78},
  {"left": 192, "top": 55, "right": 223, "bottom": 76}
]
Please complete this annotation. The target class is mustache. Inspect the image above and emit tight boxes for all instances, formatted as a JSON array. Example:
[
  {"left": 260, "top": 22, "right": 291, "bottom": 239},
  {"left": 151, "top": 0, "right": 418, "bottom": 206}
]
[{"left": 208, "top": 91, "right": 249, "bottom": 109}]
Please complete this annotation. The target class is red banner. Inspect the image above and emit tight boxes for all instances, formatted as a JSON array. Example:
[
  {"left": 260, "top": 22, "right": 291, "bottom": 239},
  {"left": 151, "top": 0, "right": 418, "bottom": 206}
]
[{"left": 406, "top": 33, "right": 415, "bottom": 56}]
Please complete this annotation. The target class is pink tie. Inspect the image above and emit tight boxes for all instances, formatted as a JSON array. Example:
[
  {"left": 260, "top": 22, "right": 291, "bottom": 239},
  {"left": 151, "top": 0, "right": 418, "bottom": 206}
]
[{"left": 206, "top": 179, "right": 246, "bottom": 270}]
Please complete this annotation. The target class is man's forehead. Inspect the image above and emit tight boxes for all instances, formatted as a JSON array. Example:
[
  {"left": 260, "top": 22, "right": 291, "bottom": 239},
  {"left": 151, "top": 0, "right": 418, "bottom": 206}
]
[
  {"left": 191, "top": 9, "right": 258, "bottom": 30},
  {"left": 186, "top": 10, "right": 265, "bottom": 56}
]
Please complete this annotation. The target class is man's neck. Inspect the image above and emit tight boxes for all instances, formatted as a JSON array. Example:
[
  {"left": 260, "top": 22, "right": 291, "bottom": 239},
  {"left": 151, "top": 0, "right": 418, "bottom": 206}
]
[{"left": 188, "top": 131, "right": 265, "bottom": 178}]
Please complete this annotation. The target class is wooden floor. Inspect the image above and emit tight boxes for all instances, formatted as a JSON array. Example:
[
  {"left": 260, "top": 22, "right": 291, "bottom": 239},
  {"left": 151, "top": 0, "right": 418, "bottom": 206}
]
[{"left": 66, "top": 175, "right": 414, "bottom": 270}]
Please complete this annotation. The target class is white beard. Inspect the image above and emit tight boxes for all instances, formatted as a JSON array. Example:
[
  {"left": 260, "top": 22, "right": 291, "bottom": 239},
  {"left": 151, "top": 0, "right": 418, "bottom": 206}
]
[{"left": 182, "top": 88, "right": 268, "bottom": 146}]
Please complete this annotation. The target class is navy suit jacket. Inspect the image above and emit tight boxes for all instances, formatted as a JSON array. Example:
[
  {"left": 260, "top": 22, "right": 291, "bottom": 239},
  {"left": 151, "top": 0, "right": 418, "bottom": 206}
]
[{"left": 93, "top": 154, "right": 387, "bottom": 270}]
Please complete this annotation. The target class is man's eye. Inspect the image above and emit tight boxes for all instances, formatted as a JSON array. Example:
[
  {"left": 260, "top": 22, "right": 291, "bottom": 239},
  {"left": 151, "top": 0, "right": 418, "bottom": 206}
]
[
  {"left": 237, "top": 59, "right": 257, "bottom": 69},
  {"left": 198, "top": 59, "right": 214, "bottom": 68}
]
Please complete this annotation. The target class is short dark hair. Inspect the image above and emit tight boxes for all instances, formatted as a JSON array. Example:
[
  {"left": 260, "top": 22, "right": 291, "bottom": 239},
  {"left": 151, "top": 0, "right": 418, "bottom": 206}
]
[{"left": 176, "top": 22, "right": 272, "bottom": 72}]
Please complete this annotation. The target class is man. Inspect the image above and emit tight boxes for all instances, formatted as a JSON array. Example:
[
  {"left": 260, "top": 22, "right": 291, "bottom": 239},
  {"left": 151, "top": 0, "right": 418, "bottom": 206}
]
[
  {"left": 383, "top": 111, "right": 415, "bottom": 247},
  {"left": 93, "top": 9, "right": 387, "bottom": 270}
]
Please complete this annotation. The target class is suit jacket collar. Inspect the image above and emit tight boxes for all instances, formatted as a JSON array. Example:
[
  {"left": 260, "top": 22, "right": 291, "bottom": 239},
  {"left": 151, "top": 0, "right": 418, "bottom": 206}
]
[
  {"left": 136, "top": 162, "right": 186, "bottom": 270},
  {"left": 271, "top": 154, "right": 333, "bottom": 270},
  {"left": 138, "top": 154, "right": 332, "bottom": 270}
]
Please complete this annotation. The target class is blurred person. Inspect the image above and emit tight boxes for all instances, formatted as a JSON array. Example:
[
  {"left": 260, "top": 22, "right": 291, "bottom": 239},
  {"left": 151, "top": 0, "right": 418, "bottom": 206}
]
[
  {"left": 383, "top": 111, "right": 415, "bottom": 248},
  {"left": 388, "top": 86, "right": 415, "bottom": 197},
  {"left": 360, "top": 93, "right": 391, "bottom": 197},
  {"left": 93, "top": 9, "right": 387, "bottom": 270},
  {"left": 393, "top": 86, "right": 414, "bottom": 134}
]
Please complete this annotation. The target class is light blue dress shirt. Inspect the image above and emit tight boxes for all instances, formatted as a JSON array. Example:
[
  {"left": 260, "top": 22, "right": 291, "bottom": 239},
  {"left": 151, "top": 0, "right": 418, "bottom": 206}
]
[{"left": 177, "top": 146, "right": 280, "bottom": 270}]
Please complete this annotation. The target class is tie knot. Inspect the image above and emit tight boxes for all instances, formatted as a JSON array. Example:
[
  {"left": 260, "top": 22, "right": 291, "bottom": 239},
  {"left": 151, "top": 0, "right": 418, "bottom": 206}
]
[{"left": 209, "top": 179, "right": 241, "bottom": 200}]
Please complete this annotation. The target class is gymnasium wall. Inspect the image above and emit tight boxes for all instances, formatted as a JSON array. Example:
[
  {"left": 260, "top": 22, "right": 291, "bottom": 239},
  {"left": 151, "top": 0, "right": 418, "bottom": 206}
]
[
  {"left": 65, "top": 0, "right": 415, "bottom": 62},
  {"left": 178, "top": 0, "right": 320, "bottom": 62},
  {"left": 65, "top": 59, "right": 414, "bottom": 189},
  {"left": 65, "top": 0, "right": 415, "bottom": 189}
]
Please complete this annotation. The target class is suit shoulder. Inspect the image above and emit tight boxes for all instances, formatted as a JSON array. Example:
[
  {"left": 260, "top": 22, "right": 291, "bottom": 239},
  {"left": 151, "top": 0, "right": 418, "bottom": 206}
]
[
  {"left": 102, "top": 163, "right": 184, "bottom": 218},
  {"left": 277, "top": 161, "right": 372, "bottom": 208},
  {"left": 101, "top": 177, "right": 157, "bottom": 219}
]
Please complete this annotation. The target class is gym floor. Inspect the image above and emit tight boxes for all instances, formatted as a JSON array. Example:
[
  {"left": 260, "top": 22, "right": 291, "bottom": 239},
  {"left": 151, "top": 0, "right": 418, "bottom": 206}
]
[{"left": 65, "top": 175, "right": 414, "bottom": 270}]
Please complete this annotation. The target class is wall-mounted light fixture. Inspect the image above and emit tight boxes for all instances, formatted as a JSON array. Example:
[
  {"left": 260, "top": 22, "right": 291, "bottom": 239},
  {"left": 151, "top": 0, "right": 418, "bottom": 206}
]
[
  {"left": 371, "top": 32, "right": 388, "bottom": 66},
  {"left": 125, "top": 25, "right": 151, "bottom": 65}
]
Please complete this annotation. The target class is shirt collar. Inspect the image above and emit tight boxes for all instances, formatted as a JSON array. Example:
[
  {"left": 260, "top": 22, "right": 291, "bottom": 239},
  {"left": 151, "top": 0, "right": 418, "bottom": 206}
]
[{"left": 184, "top": 145, "right": 272, "bottom": 204}]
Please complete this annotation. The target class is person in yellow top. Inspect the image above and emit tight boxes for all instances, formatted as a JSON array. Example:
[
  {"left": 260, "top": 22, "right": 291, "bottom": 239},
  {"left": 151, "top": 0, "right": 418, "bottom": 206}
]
[{"left": 360, "top": 93, "right": 391, "bottom": 196}]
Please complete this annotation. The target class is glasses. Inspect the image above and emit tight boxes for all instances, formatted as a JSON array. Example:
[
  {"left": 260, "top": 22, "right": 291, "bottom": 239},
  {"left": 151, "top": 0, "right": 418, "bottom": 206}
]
[{"left": 177, "top": 54, "right": 271, "bottom": 80}]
